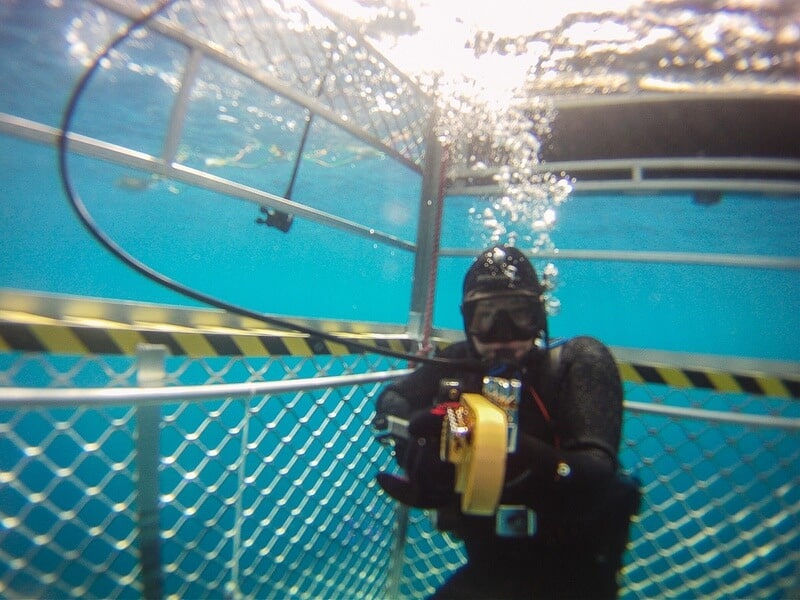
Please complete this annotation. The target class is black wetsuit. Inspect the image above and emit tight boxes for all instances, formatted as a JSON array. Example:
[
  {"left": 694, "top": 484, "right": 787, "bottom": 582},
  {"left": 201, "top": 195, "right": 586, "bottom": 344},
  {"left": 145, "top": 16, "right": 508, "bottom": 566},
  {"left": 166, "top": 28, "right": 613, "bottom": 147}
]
[{"left": 375, "top": 336, "right": 640, "bottom": 600}]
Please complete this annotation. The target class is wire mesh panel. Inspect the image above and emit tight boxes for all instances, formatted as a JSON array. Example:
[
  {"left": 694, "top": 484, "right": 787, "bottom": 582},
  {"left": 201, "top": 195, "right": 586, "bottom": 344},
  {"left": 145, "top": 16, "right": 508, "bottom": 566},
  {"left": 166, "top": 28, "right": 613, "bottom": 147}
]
[
  {"left": 2, "top": 347, "right": 799, "bottom": 599},
  {"left": 156, "top": 354, "right": 402, "bottom": 599},
  {"left": 0, "top": 354, "right": 141, "bottom": 598},
  {"left": 620, "top": 384, "right": 800, "bottom": 599},
  {"left": 0, "top": 350, "right": 405, "bottom": 599},
  {"left": 88, "top": 0, "right": 431, "bottom": 170}
]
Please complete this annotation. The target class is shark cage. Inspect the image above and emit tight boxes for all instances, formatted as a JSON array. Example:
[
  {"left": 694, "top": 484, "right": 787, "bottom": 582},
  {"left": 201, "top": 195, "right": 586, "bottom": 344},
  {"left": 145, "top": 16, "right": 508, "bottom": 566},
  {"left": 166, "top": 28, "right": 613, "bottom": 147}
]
[{"left": 1, "top": 1, "right": 799, "bottom": 598}]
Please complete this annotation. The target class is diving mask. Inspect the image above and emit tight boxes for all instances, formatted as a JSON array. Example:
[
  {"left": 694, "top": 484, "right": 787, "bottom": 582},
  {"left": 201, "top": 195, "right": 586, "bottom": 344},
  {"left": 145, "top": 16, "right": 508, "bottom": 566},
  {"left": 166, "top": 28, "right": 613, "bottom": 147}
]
[{"left": 464, "top": 295, "right": 541, "bottom": 344}]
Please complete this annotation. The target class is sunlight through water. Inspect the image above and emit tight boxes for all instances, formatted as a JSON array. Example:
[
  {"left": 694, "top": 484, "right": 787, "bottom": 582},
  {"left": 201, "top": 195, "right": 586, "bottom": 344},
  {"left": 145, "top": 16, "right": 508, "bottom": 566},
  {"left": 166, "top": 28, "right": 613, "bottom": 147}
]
[
  {"left": 60, "top": 0, "right": 799, "bottom": 318},
  {"left": 318, "top": 0, "right": 799, "bottom": 316}
]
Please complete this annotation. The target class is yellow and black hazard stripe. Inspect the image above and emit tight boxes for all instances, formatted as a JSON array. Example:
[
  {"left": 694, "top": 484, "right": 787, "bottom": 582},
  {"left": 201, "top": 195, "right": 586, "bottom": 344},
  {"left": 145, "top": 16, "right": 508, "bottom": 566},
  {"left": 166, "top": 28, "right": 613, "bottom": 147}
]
[
  {"left": 617, "top": 361, "right": 800, "bottom": 400},
  {"left": 0, "top": 321, "right": 421, "bottom": 358},
  {"left": 1, "top": 320, "right": 797, "bottom": 398}
]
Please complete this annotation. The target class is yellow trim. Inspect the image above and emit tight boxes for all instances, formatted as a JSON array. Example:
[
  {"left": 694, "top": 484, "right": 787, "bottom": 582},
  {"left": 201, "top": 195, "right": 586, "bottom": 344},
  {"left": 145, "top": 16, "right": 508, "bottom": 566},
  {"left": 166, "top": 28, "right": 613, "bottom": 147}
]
[
  {"left": 656, "top": 366, "right": 693, "bottom": 389},
  {"left": 282, "top": 337, "right": 313, "bottom": 356},
  {"left": 618, "top": 363, "right": 644, "bottom": 384},
  {"left": 0, "top": 316, "right": 796, "bottom": 400},
  {"left": 755, "top": 376, "right": 790, "bottom": 398},
  {"left": 106, "top": 329, "right": 146, "bottom": 355},
  {"left": 232, "top": 335, "right": 270, "bottom": 357},
  {"left": 30, "top": 324, "right": 87, "bottom": 354},
  {"left": 172, "top": 332, "right": 217, "bottom": 357},
  {"left": 325, "top": 340, "right": 351, "bottom": 356},
  {"left": 388, "top": 339, "right": 407, "bottom": 353},
  {"left": 705, "top": 371, "right": 742, "bottom": 394}
]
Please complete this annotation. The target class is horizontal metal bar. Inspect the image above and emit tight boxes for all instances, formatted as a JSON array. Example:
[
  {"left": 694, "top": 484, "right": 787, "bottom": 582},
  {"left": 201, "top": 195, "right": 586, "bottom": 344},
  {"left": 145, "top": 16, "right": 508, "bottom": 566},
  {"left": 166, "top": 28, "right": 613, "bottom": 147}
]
[
  {"left": 448, "top": 179, "right": 800, "bottom": 197},
  {"left": 439, "top": 247, "right": 800, "bottom": 271},
  {"left": 545, "top": 157, "right": 800, "bottom": 173},
  {"left": 0, "top": 369, "right": 414, "bottom": 409},
  {"left": 452, "top": 157, "right": 800, "bottom": 179},
  {"left": 3, "top": 364, "right": 798, "bottom": 428},
  {"left": 448, "top": 157, "right": 800, "bottom": 197},
  {"left": 0, "top": 288, "right": 418, "bottom": 336},
  {"left": 539, "top": 89, "right": 800, "bottom": 110},
  {"left": 571, "top": 179, "right": 800, "bottom": 195},
  {"left": 625, "top": 400, "right": 800, "bottom": 430},
  {"left": 0, "top": 112, "right": 415, "bottom": 253},
  {"left": 168, "top": 162, "right": 416, "bottom": 251}
]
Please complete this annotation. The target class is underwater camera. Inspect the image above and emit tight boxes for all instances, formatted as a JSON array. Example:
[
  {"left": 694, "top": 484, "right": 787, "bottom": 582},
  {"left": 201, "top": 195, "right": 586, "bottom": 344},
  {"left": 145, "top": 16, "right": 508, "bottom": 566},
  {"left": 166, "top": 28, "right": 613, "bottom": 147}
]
[
  {"left": 439, "top": 377, "right": 520, "bottom": 516},
  {"left": 256, "top": 206, "right": 294, "bottom": 233}
]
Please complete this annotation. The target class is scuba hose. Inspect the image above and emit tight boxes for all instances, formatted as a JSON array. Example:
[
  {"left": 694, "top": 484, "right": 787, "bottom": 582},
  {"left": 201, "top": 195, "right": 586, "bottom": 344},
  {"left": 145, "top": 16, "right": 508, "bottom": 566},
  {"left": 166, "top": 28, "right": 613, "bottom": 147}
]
[{"left": 56, "top": 0, "right": 480, "bottom": 370}]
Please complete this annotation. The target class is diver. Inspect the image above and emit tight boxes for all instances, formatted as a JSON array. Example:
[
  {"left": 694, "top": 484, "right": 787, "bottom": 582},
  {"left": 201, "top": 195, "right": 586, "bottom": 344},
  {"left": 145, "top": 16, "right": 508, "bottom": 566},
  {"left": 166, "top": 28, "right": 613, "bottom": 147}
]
[{"left": 374, "top": 245, "right": 640, "bottom": 599}]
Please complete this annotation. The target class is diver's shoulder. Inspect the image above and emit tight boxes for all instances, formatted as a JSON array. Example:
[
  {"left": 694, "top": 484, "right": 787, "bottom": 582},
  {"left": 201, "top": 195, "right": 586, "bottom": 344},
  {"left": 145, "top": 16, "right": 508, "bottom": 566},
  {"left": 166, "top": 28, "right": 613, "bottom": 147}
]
[{"left": 551, "top": 335, "right": 614, "bottom": 363}]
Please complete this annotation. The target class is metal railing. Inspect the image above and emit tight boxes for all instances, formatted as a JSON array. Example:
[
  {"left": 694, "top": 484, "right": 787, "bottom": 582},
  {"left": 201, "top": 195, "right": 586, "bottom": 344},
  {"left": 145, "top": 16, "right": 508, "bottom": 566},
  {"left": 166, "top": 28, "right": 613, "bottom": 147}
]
[
  {"left": 2, "top": 1, "right": 799, "bottom": 598},
  {"left": 0, "top": 343, "right": 412, "bottom": 599},
  {"left": 1, "top": 335, "right": 798, "bottom": 599},
  {"left": 448, "top": 157, "right": 800, "bottom": 197}
]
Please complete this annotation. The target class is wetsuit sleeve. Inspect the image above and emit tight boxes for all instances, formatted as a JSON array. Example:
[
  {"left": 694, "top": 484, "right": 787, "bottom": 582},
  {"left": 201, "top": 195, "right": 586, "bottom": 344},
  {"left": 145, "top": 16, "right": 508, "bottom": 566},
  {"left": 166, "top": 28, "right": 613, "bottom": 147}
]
[
  {"left": 505, "top": 336, "right": 623, "bottom": 514},
  {"left": 556, "top": 335, "right": 623, "bottom": 462}
]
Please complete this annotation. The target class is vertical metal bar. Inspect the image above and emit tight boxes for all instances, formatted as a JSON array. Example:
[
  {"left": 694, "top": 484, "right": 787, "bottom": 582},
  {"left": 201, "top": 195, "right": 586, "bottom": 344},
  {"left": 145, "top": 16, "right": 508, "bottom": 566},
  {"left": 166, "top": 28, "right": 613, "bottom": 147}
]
[
  {"left": 385, "top": 503, "right": 410, "bottom": 599},
  {"left": 225, "top": 394, "right": 251, "bottom": 600},
  {"left": 387, "top": 117, "right": 445, "bottom": 598},
  {"left": 162, "top": 47, "right": 202, "bottom": 164},
  {"left": 136, "top": 344, "right": 166, "bottom": 600},
  {"left": 409, "top": 120, "right": 445, "bottom": 343}
]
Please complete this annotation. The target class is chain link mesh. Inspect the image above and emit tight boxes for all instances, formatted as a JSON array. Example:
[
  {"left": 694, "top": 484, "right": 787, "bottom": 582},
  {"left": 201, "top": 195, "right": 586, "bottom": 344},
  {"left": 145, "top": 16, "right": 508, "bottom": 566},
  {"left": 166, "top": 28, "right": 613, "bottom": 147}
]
[
  {"left": 90, "top": 0, "right": 431, "bottom": 170},
  {"left": 3, "top": 1, "right": 797, "bottom": 597},
  {"left": 0, "top": 351, "right": 404, "bottom": 599},
  {"left": 2, "top": 350, "right": 798, "bottom": 599}
]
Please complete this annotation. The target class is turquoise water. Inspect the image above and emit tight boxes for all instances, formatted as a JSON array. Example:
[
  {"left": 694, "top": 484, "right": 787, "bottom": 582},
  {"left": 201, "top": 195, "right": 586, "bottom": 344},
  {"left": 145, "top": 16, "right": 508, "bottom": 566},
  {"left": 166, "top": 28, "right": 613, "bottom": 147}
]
[
  {"left": 3, "top": 141, "right": 799, "bottom": 360},
  {"left": 1, "top": 2, "right": 799, "bottom": 599}
]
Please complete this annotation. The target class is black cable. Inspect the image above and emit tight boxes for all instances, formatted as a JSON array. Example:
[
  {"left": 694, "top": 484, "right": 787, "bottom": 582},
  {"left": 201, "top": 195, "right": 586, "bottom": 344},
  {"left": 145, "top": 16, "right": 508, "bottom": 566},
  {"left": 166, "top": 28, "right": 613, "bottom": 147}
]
[
  {"left": 257, "top": 34, "right": 334, "bottom": 233},
  {"left": 56, "top": 0, "right": 480, "bottom": 370}
]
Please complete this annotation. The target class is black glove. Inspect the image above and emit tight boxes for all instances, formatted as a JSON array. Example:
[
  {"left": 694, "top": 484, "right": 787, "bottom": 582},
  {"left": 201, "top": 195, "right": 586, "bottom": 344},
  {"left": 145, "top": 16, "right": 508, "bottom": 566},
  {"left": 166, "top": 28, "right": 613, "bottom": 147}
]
[{"left": 376, "top": 404, "right": 458, "bottom": 509}]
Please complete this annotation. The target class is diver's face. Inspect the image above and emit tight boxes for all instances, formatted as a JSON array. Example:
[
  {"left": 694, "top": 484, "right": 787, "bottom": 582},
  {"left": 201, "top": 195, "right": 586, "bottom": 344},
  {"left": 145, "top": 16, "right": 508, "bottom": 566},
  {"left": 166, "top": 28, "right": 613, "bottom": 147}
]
[{"left": 471, "top": 337, "right": 534, "bottom": 362}]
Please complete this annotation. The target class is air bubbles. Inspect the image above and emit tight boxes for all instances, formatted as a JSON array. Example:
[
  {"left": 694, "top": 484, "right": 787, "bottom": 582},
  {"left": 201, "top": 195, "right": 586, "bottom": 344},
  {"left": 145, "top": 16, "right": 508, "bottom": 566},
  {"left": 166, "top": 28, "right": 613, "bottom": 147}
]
[
  {"left": 545, "top": 297, "right": 562, "bottom": 317},
  {"left": 705, "top": 47, "right": 725, "bottom": 64},
  {"left": 542, "top": 263, "right": 559, "bottom": 288},
  {"left": 532, "top": 208, "right": 557, "bottom": 232},
  {"left": 776, "top": 23, "right": 800, "bottom": 45}
]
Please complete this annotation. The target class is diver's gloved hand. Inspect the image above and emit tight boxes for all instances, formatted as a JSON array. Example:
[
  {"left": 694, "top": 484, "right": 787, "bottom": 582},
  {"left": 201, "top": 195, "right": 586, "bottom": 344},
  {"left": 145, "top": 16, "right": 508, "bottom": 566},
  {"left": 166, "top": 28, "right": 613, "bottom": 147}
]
[
  {"left": 372, "top": 390, "right": 410, "bottom": 432},
  {"left": 376, "top": 404, "right": 458, "bottom": 509}
]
